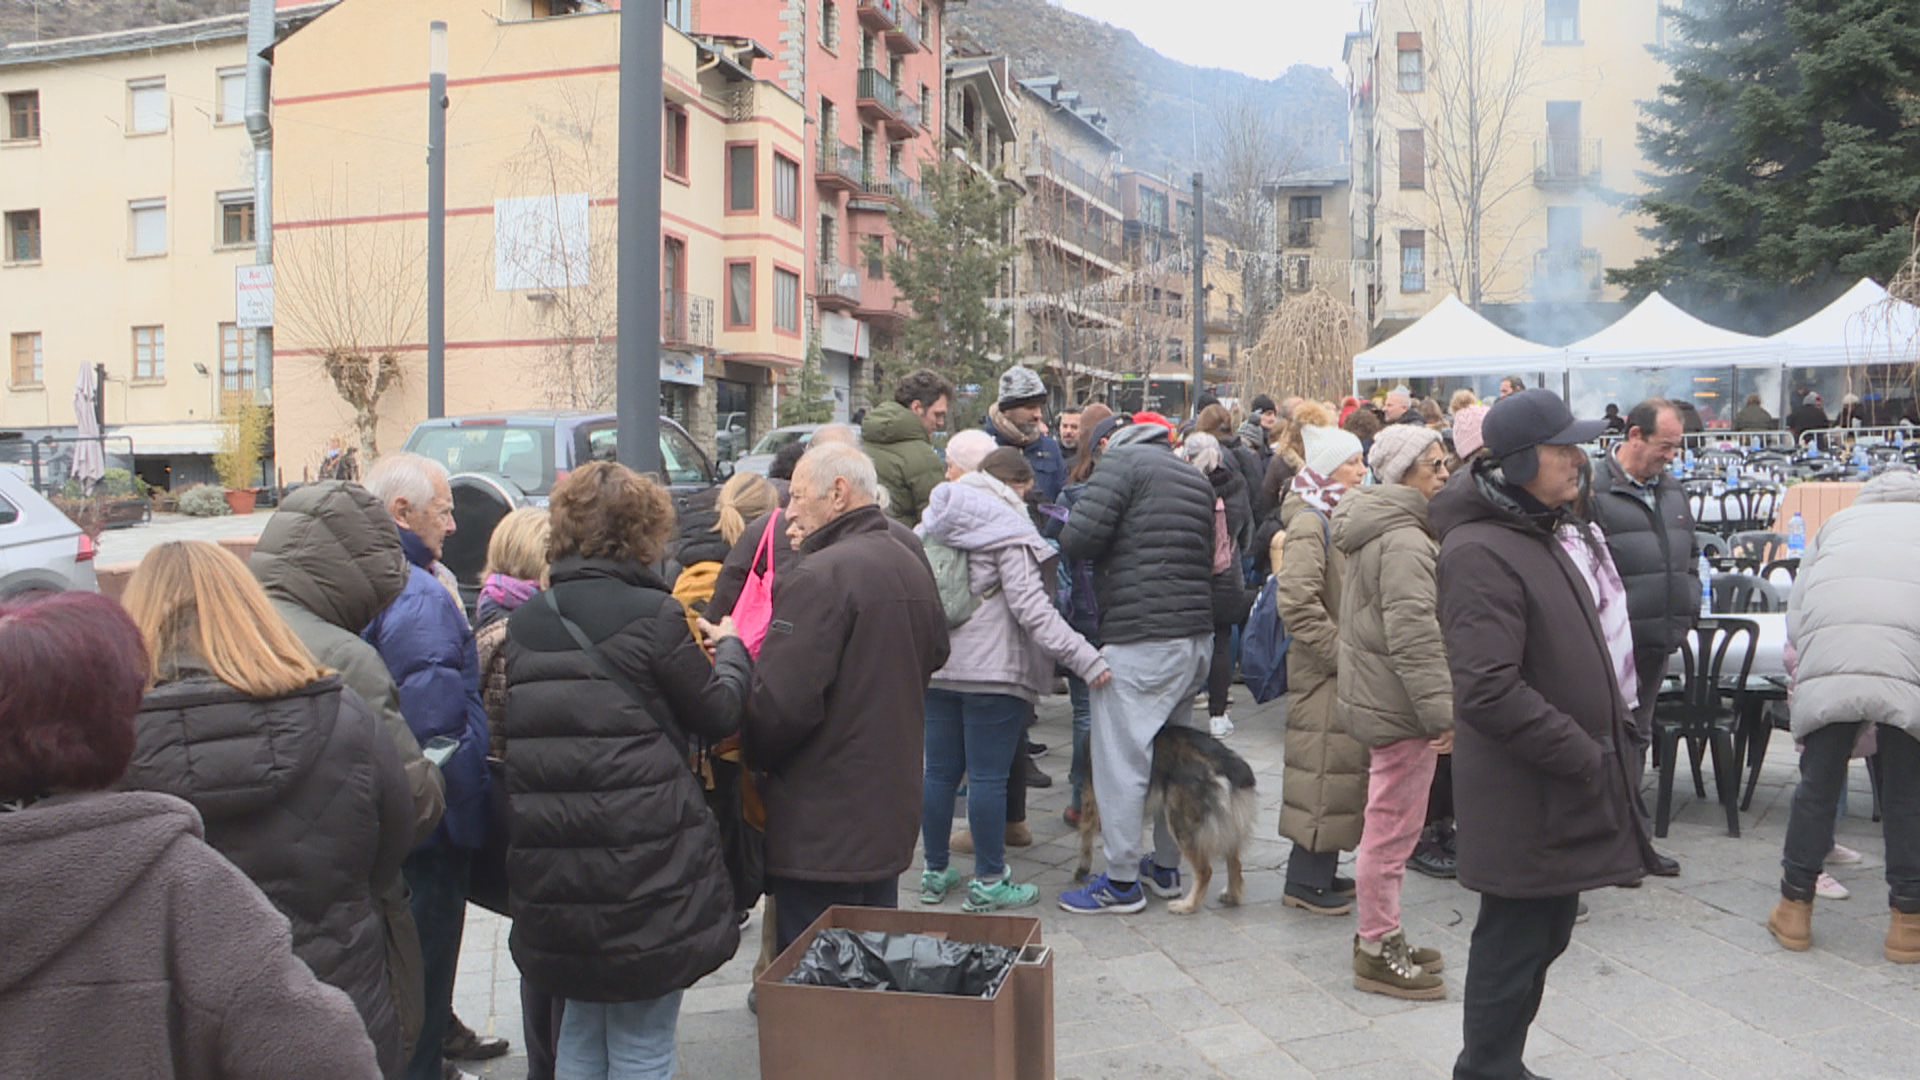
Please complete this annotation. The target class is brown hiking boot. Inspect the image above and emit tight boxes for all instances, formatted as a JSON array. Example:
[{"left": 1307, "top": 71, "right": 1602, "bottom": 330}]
[
  {"left": 1353, "top": 932, "right": 1444, "bottom": 1000},
  {"left": 1768, "top": 896, "right": 1812, "bottom": 952},
  {"left": 1886, "top": 909, "right": 1920, "bottom": 963}
]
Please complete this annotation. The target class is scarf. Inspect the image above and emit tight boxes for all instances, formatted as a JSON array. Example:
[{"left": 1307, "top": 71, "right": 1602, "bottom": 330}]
[
  {"left": 987, "top": 402, "right": 1040, "bottom": 448},
  {"left": 1289, "top": 465, "right": 1348, "bottom": 516},
  {"left": 478, "top": 573, "right": 539, "bottom": 624},
  {"left": 1556, "top": 523, "right": 1640, "bottom": 713}
]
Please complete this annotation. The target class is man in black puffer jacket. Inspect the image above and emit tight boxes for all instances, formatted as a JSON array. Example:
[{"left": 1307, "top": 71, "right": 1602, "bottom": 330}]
[
  {"left": 1588, "top": 398, "right": 1694, "bottom": 876},
  {"left": 1057, "top": 423, "right": 1217, "bottom": 914}
]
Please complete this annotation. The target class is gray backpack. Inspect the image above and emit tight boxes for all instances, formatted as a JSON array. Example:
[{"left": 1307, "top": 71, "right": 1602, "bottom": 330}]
[{"left": 923, "top": 537, "right": 999, "bottom": 628}]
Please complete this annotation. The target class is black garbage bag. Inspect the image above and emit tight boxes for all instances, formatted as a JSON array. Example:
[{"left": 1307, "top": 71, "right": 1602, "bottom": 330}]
[{"left": 783, "top": 929, "right": 1019, "bottom": 997}]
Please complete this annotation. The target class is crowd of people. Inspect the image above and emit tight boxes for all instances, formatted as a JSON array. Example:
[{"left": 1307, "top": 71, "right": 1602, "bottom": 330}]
[{"left": 4, "top": 364, "right": 1918, "bottom": 1080}]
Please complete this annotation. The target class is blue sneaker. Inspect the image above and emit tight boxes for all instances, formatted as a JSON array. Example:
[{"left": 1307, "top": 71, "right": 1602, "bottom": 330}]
[
  {"left": 1058, "top": 873, "right": 1147, "bottom": 915},
  {"left": 1139, "top": 857, "right": 1183, "bottom": 899}
]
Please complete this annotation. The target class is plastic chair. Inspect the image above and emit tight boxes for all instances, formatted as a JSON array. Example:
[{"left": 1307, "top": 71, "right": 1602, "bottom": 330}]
[
  {"left": 1682, "top": 480, "right": 1715, "bottom": 524},
  {"left": 1653, "top": 618, "right": 1758, "bottom": 838},
  {"left": 1694, "top": 532, "right": 1728, "bottom": 561},
  {"left": 1710, "top": 573, "right": 1785, "bottom": 613},
  {"left": 1717, "top": 486, "right": 1782, "bottom": 534},
  {"left": 1726, "top": 531, "right": 1788, "bottom": 566},
  {"left": 1759, "top": 557, "right": 1799, "bottom": 583}
]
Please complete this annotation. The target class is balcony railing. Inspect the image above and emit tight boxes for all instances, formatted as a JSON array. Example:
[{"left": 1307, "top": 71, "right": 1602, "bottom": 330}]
[
  {"left": 857, "top": 68, "right": 901, "bottom": 121},
  {"left": 816, "top": 136, "right": 861, "bottom": 190},
  {"left": 887, "top": 5, "right": 924, "bottom": 52},
  {"left": 814, "top": 260, "right": 863, "bottom": 309},
  {"left": 1532, "top": 246, "right": 1603, "bottom": 298},
  {"left": 890, "top": 93, "right": 922, "bottom": 137},
  {"left": 1030, "top": 214, "right": 1121, "bottom": 265},
  {"left": 1024, "top": 152, "right": 1120, "bottom": 210},
  {"left": 860, "top": 166, "right": 922, "bottom": 209},
  {"left": 663, "top": 289, "right": 714, "bottom": 347},
  {"left": 1283, "top": 255, "right": 1378, "bottom": 293},
  {"left": 857, "top": 0, "right": 899, "bottom": 32},
  {"left": 1533, "top": 137, "right": 1602, "bottom": 185},
  {"left": 1284, "top": 219, "right": 1320, "bottom": 248}
]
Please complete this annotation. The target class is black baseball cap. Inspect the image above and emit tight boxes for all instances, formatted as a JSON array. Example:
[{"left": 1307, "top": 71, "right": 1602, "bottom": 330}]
[{"left": 1482, "top": 388, "right": 1606, "bottom": 485}]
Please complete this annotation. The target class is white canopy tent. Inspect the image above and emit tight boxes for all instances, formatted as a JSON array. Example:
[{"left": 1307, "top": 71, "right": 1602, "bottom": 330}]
[
  {"left": 1768, "top": 278, "right": 1920, "bottom": 368},
  {"left": 1353, "top": 295, "right": 1566, "bottom": 394},
  {"left": 1565, "top": 292, "right": 1772, "bottom": 366}
]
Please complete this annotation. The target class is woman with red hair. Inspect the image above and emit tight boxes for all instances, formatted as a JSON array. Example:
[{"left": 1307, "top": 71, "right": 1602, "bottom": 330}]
[{"left": 0, "top": 591, "right": 379, "bottom": 1079}]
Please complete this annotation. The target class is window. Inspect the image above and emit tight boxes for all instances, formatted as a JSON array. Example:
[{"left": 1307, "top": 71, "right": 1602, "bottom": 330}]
[
  {"left": 774, "top": 267, "right": 801, "bottom": 332},
  {"left": 664, "top": 104, "right": 689, "bottom": 180},
  {"left": 133, "top": 325, "right": 165, "bottom": 381},
  {"left": 866, "top": 235, "right": 885, "bottom": 280},
  {"left": 9, "top": 331, "right": 41, "bottom": 387},
  {"left": 5, "top": 209, "right": 39, "bottom": 262},
  {"left": 773, "top": 153, "right": 800, "bottom": 222},
  {"left": 220, "top": 323, "right": 256, "bottom": 400},
  {"left": 217, "top": 67, "right": 246, "bottom": 124},
  {"left": 726, "top": 143, "right": 757, "bottom": 213},
  {"left": 1400, "top": 230, "right": 1426, "bottom": 293},
  {"left": 1545, "top": 0, "right": 1579, "bottom": 43},
  {"left": 1397, "top": 33, "right": 1424, "bottom": 92},
  {"left": 726, "top": 260, "right": 754, "bottom": 328},
  {"left": 127, "top": 77, "right": 167, "bottom": 134},
  {"left": 1289, "top": 196, "right": 1322, "bottom": 221},
  {"left": 5, "top": 90, "right": 38, "bottom": 140},
  {"left": 821, "top": 1, "right": 839, "bottom": 51},
  {"left": 1398, "top": 129, "right": 1425, "bottom": 189},
  {"left": 219, "top": 192, "right": 254, "bottom": 247},
  {"left": 663, "top": 0, "right": 690, "bottom": 31},
  {"left": 129, "top": 198, "right": 167, "bottom": 256}
]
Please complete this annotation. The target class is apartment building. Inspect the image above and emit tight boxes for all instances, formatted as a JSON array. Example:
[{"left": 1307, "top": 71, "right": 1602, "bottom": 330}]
[
  {"left": 695, "top": 0, "right": 945, "bottom": 420},
  {"left": 268, "top": 0, "right": 806, "bottom": 470},
  {"left": 1269, "top": 165, "right": 1358, "bottom": 301},
  {"left": 1344, "top": 0, "right": 1669, "bottom": 338},
  {"left": 0, "top": 10, "right": 321, "bottom": 490}
]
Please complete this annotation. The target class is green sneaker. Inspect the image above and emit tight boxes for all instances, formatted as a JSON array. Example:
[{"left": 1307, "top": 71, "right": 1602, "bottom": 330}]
[
  {"left": 963, "top": 876, "right": 1039, "bottom": 913},
  {"left": 920, "top": 867, "right": 961, "bottom": 904}
]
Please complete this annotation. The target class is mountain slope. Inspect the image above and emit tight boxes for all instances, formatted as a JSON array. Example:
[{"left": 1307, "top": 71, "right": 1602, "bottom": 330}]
[
  {"left": 0, "top": 1, "right": 248, "bottom": 45},
  {"left": 946, "top": 0, "right": 1348, "bottom": 177}
]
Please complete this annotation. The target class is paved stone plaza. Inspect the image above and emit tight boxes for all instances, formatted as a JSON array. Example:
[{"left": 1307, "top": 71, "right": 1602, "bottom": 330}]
[{"left": 450, "top": 688, "right": 1920, "bottom": 1079}]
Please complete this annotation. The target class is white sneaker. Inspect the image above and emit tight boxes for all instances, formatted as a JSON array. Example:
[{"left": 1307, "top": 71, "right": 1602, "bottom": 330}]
[
  {"left": 1209, "top": 713, "right": 1235, "bottom": 739},
  {"left": 1827, "top": 844, "right": 1864, "bottom": 866},
  {"left": 1815, "top": 872, "right": 1851, "bottom": 900}
]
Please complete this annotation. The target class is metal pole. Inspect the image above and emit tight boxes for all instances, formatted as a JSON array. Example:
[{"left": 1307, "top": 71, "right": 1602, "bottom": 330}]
[
  {"left": 1191, "top": 172, "right": 1206, "bottom": 416},
  {"left": 616, "top": 2, "right": 663, "bottom": 474},
  {"left": 426, "top": 21, "right": 448, "bottom": 419},
  {"left": 244, "top": 0, "right": 274, "bottom": 407}
]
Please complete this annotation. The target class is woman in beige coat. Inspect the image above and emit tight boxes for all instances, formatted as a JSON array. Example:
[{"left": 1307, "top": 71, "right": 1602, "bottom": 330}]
[
  {"left": 1332, "top": 425, "right": 1454, "bottom": 1000},
  {"left": 1276, "top": 423, "right": 1370, "bottom": 915}
]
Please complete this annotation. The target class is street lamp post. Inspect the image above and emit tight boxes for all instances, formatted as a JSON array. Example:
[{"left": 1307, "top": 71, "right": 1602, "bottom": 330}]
[
  {"left": 426, "top": 21, "right": 448, "bottom": 419},
  {"left": 616, "top": 3, "right": 664, "bottom": 474}
]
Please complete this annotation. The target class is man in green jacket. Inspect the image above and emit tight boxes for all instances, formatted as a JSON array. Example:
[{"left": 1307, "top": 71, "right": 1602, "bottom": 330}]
[{"left": 863, "top": 369, "right": 953, "bottom": 526}]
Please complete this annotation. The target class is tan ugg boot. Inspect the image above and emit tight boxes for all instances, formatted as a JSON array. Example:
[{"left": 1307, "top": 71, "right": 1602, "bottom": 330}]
[
  {"left": 1886, "top": 909, "right": 1920, "bottom": 963},
  {"left": 1768, "top": 896, "right": 1812, "bottom": 952}
]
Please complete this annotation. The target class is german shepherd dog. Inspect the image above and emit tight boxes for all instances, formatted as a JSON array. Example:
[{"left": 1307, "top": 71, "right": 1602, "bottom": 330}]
[{"left": 1075, "top": 725, "right": 1258, "bottom": 915}]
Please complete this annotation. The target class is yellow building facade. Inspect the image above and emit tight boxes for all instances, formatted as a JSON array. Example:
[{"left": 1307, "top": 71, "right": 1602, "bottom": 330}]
[{"left": 269, "top": 0, "right": 807, "bottom": 474}]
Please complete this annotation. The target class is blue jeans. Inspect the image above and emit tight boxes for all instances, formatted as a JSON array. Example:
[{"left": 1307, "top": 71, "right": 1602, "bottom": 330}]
[
  {"left": 403, "top": 843, "right": 472, "bottom": 1080},
  {"left": 556, "top": 991, "right": 684, "bottom": 1080},
  {"left": 922, "top": 689, "right": 1030, "bottom": 880},
  {"left": 1068, "top": 674, "right": 1091, "bottom": 813}
]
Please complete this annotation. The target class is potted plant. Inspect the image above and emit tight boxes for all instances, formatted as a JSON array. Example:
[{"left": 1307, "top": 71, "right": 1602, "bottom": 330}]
[{"left": 214, "top": 401, "right": 270, "bottom": 515}]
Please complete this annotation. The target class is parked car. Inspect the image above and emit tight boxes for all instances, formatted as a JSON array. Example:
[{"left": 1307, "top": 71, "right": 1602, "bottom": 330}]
[
  {"left": 402, "top": 411, "right": 720, "bottom": 609},
  {"left": 732, "top": 424, "right": 825, "bottom": 476},
  {"left": 715, "top": 411, "right": 750, "bottom": 463},
  {"left": 0, "top": 468, "right": 98, "bottom": 596}
]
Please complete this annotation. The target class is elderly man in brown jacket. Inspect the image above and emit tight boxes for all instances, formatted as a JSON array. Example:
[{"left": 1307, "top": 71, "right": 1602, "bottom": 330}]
[
  {"left": 1433, "top": 390, "right": 1658, "bottom": 1080},
  {"left": 744, "top": 443, "right": 951, "bottom": 951}
]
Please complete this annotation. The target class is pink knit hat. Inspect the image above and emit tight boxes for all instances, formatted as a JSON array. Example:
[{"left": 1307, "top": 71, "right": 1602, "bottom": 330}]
[{"left": 1451, "top": 404, "right": 1491, "bottom": 459}]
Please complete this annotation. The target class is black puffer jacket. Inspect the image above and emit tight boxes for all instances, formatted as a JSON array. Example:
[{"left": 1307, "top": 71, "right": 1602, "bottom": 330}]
[
  {"left": 1588, "top": 452, "right": 1698, "bottom": 656},
  {"left": 121, "top": 668, "right": 413, "bottom": 1078},
  {"left": 1217, "top": 432, "right": 1267, "bottom": 516},
  {"left": 1059, "top": 425, "right": 1216, "bottom": 645},
  {"left": 503, "top": 556, "right": 751, "bottom": 1003},
  {"left": 1208, "top": 462, "right": 1254, "bottom": 554}
]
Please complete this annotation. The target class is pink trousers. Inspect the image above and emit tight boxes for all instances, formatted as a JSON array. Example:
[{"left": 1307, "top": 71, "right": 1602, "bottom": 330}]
[{"left": 1357, "top": 735, "right": 1439, "bottom": 943}]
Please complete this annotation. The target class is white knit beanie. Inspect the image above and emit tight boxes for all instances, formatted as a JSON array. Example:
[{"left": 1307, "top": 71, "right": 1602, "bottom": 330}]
[
  {"left": 1368, "top": 424, "right": 1441, "bottom": 486},
  {"left": 1301, "top": 424, "right": 1364, "bottom": 478}
]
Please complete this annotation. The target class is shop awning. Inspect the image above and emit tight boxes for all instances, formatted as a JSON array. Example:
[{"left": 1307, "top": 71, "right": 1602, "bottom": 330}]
[{"left": 110, "top": 422, "right": 225, "bottom": 456}]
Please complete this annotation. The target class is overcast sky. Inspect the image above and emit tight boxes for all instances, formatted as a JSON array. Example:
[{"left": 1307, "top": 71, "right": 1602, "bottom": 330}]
[{"left": 1051, "top": 0, "right": 1364, "bottom": 79}]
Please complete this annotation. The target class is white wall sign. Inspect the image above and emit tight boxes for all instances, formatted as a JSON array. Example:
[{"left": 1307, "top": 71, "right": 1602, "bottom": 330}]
[
  {"left": 495, "top": 193, "right": 591, "bottom": 291},
  {"left": 662, "top": 351, "right": 704, "bottom": 386},
  {"left": 235, "top": 265, "right": 275, "bottom": 329}
]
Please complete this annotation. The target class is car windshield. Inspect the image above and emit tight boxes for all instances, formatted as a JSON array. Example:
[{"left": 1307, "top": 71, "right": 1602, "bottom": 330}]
[
  {"left": 407, "top": 425, "right": 556, "bottom": 494},
  {"left": 751, "top": 428, "right": 812, "bottom": 455},
  {"left": 585, "top": 424, "right": 711, "bottom": 487}
]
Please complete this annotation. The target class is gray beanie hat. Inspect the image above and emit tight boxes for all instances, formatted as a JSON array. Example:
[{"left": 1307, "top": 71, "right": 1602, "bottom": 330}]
[
  {"left": 997, "top": 365, "right": 1048, "bottom": 408},
  {"left": 1368, "top": 424, "right": 1441, "bottom": 486}
]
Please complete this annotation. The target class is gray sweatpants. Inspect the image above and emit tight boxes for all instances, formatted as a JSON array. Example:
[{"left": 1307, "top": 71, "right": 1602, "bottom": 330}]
[{"left": 1089, "top": 633, "right": 1213, "bottom": 883}]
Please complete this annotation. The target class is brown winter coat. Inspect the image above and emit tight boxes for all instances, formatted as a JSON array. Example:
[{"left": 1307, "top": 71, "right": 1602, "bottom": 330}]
[
  {"left": 745, "top": 504, "right": 950, "bottom": 882},
  {"left": 1431, "top": 464, "right": 1657, "bottom": 898},
  {"left": 1275, "top": 492, "right": 1369, "bottom": 853},
  {"left": 0, "top": 791, "right": 381, "bottom": 1079},
  {"left": 1332, "top": 483, "right": 1454, "bottom": 748}
]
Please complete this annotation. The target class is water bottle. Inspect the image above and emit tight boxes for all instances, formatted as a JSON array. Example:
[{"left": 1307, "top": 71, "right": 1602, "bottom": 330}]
[
  {"left": 1727, "top": 460, "right": 1741, "bottom": 488},
  {"left": 1788, "top": 511, "right": 1806, "bottom": 557},
  {"left": 1699, "top": 551, "right": 1714, "bottom": 616},
  {"left": 1684, "top": 447, "right": 1696, "bottom": 474},
  {"left": 1854, "top": 445, "right": 1870, "bottom": 477}
]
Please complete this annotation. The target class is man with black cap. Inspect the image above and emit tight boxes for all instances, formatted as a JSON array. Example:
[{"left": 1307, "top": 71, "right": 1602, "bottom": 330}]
[
  {"left": 1431, "top": 389, "right": 1659, "bottom": 1080},
  {"left": 1240, "top": 395, "right": 1279, "bottom": 470},
  {"left": 983, "top": 364, "right": 1068, "bottom": 502}
]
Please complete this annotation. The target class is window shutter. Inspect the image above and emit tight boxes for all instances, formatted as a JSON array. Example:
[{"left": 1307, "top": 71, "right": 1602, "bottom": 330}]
[
  {"left": 1398, "top": 129, "right": 1425, "bottom": 189},
  {"left": 1397, "top": 32, "right": 1422, "bottom": 50}
]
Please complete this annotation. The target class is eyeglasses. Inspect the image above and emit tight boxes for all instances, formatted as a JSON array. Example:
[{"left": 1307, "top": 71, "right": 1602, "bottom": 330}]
[{"left": 1417, "top": 456, "right": 1448, "bottom": 472}]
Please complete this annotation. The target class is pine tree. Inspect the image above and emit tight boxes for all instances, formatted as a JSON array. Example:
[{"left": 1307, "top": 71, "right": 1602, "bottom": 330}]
[{"left": 1614, "top": 1, "right": 1920, "bottom": 321}]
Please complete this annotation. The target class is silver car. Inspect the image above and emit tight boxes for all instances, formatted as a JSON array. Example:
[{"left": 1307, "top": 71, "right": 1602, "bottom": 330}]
[
  {"left": 0, "top": 470, "right": 98, "bottom": 595},
  {"left": 732, "top": 424, "right": 824, "bottom": 477}
]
